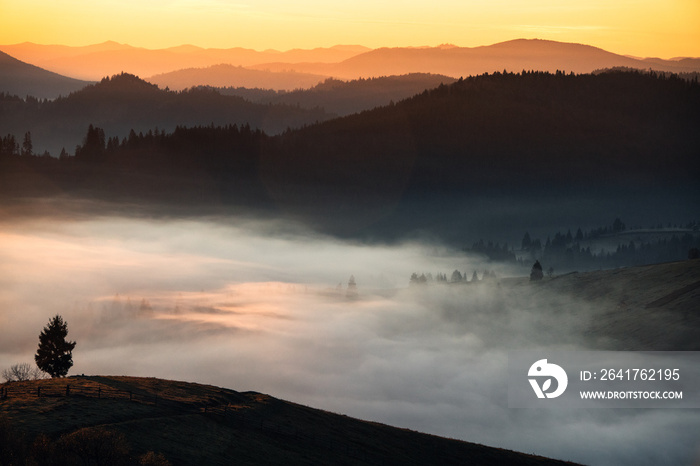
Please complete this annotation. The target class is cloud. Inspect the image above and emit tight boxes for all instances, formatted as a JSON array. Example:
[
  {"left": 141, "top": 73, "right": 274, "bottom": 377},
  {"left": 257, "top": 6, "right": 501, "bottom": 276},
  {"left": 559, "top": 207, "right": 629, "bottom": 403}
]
[{"left": 0, "top": 210, "right": 697, "bottom": 466}]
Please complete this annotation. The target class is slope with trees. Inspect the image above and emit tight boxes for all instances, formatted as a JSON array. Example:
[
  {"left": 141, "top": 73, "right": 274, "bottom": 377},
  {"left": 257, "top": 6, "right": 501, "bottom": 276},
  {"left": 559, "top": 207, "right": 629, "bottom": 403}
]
[
  {"left": 1, "top": 70, "right": 698, "bottom": 241},
  {"left": 0, "top": 73, "right": 331, "bottom": 156},
  {"left": 211, "top": 73, "right": 457, "bottom": 116}
]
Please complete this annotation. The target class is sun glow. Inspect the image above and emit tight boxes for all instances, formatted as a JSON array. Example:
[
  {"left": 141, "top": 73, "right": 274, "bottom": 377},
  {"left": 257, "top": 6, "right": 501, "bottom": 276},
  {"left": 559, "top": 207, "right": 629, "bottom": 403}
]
[{"left": 0, "top": 0, "right": 697, "bottom": 57}]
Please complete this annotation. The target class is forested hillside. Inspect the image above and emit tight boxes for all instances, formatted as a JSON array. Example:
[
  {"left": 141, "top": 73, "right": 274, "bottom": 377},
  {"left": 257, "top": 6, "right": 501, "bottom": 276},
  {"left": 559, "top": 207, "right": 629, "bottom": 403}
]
[
  {"left": 2, "top": 70, "right": 698, "bottom": 242},
  {"left": 0, "top": 73, "right": 331, "bottom": 156}
]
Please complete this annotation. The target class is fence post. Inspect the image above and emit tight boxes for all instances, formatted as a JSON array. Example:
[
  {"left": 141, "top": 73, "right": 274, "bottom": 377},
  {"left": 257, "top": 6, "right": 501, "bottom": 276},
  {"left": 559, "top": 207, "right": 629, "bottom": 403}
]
[
  {"left": 98, "top": 387, "right": 101, "bottom": 399},
  {"left": 129, "top": 391, "right": 132, "bottom": 401},
  {"left": 66, "top": 385, "right": 70, "bottom": 397},
  {"left": 37, "top": 387, "right": 41, "bottom": 397},
  {"left": 155, "top": 394, "right": 158, "bottom": 406}
]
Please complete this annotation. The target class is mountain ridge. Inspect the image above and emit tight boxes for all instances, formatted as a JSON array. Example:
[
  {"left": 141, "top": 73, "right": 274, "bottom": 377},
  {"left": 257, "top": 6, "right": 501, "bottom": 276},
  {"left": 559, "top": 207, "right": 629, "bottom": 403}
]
[
  {"left": 0, "top": 50, "right": 92, "bottom": 99},
  {"left": 0, "top": 43, "right": 371, "bottom": 81},
  {"left": 3, "top": 39, "right": 698, "bottom": 85},
  {"left": 248, "top": 39, "right": 700, "bottom": 79}
]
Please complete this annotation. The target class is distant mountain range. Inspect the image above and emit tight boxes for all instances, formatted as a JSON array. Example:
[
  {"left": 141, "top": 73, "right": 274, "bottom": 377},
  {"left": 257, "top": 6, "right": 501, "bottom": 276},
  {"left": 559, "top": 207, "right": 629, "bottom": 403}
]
[
  {"left": 0, "top": 41, "right": 370, "bottom": 81},
  {"left": 147, "top": 64, "right": 327, "bottom": 91},
  {"left": 2, "top": 39, "right": 699, "bottom": 92},
  {"left": 247, "top": 39, "right": 700, "bottom": 79},
  {"left": 0, "top": 50, "right": 91, "bottom": 99}
]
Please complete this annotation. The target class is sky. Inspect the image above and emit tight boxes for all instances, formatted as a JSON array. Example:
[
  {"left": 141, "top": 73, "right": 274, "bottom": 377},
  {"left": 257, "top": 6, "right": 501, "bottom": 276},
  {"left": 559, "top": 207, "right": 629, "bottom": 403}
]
[{"left": 1, "top": 0, "right": 699, "bottom": 57}]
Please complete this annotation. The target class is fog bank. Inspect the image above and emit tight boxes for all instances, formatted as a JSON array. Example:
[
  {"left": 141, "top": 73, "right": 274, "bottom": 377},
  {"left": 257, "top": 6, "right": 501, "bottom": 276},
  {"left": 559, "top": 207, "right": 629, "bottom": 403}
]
[{"left": 1, "top": 213, "right": 697, "bottom": 465}]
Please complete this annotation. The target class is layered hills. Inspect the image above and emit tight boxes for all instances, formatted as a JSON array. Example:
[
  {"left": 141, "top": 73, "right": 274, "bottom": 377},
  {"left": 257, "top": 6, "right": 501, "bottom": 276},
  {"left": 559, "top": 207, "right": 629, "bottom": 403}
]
[
  {"left": 0, "top": 73, "right": 331, "bottom": 156},
  {"left": 1, "top": 70, "right": 697, "bottom": 242},
  {"left": 2, "top": 39, "right": 699, "bottom": 91},
  {"left": 245, "top": 39, "right": 700, "bottom": 80},
  {"left": 147, "top": 64, "right": 328, "bottom": 91},
  {"left": 0, "top": 42, "right": 370, "bottom": 81},
  {"left": 203, "top": 74, "right": 457, "bottom": 116},
  {"left": 0, "top": 51, "right": 91, "bottom": 99}
]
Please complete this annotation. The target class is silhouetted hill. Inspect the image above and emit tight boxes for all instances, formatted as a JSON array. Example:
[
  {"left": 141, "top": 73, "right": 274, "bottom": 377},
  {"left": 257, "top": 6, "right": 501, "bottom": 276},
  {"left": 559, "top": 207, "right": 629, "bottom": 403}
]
[
  {"left": 258, "top": 70, "right": 700, "bottom": 229},
  {"left": 0, "top": 42, "right": 370, "bottom": 81},
  {"left": 0, "top": 73, "right": 331, "bottom": 156},
  {"left": 249, "top": 39, "right": 700, "bottom": 79},
  {"left": 0, "top": 376, "right": 578, "bottom": 465},
  {"left": 147, "top": 64, "right": 327, "bottom": 91},
  {"left": 0, "top": 50, "right": 92, "bottom": 99},
  {"left": 212, "top": 74, "right": 458, "bottom": 115}
]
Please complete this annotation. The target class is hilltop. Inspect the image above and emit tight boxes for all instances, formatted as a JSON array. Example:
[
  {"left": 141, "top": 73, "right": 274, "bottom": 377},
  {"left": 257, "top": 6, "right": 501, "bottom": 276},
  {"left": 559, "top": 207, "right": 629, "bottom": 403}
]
[{"left": 0, "top": 376, "right": 578, "bottom": 465}]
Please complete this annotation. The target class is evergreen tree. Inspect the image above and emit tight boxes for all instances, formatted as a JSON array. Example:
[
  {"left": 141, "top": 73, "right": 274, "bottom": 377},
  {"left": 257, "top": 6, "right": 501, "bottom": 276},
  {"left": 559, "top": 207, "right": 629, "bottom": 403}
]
[
  {"left": 530, "top": 260, "right": 544, "bottom": 281},
  {"left": 35, "top": 315, "right": 76, "bottom": 378},
  {"left": 21, "top": 132, "right": 33, "bottom": 157}
]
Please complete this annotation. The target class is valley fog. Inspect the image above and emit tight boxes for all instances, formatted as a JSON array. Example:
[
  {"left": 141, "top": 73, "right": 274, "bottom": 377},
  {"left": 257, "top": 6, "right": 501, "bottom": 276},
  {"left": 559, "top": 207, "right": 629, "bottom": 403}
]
[{"left": 1, "top": 208, "right": 698, "bottom": 466}]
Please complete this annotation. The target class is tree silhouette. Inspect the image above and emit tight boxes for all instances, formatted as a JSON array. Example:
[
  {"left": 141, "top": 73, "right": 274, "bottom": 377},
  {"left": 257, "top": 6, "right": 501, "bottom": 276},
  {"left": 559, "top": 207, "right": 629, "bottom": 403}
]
[
  {"left": 530, "top": 260, "right": 544, "bottom": 281},
  {"left": 21, "top": 131, "right": 32, "bottom": 157},
  {"left": 35, "top": 315, "right": 76, "bottom": 378}
]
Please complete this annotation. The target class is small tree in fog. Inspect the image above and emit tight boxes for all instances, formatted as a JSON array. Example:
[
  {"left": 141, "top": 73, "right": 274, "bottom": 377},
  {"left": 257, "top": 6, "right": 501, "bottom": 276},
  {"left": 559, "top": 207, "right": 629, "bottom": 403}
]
[
  {"left": 530, "top": 260, "right": 544, "bottom": 281},
  {"left": 346, "top": 275, "right": 358, "bottom": 299},
  {"left": 35, "top": 315, "right": 76, "bottom": 378}
]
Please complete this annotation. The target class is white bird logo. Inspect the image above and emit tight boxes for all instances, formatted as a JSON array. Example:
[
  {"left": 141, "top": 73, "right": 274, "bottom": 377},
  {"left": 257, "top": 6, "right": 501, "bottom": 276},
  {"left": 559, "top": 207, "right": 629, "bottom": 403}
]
[{"left": 528, "top": 359, "right": 568, "bottom": 399}]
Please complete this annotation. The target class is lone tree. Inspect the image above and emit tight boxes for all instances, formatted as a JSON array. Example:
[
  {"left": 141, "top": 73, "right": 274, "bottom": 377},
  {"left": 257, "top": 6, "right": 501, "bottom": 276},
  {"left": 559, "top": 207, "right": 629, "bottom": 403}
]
[
  {"left": 530, "top": 260, "right": 544, "bottom": 281},
  {"left": 35, "top": 315, "right": 76, "bottom": 378}
]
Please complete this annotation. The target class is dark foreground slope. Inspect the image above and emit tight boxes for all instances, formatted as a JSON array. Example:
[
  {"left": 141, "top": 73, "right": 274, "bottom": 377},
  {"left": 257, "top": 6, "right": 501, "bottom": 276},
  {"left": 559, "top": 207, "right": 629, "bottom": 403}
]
[{"left": 0, "top": 376, "right": 578, "bottom": 466}]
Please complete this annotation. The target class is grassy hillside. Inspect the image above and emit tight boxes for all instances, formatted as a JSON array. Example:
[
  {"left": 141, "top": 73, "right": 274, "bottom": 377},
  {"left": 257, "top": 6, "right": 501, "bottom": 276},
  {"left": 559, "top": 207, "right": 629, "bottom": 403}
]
[
  {"left": 496, "top": 259, "right": 700, "bottom": 350},
  {"left": 1, "top": 376, "right": 578, "bottom": 465}
]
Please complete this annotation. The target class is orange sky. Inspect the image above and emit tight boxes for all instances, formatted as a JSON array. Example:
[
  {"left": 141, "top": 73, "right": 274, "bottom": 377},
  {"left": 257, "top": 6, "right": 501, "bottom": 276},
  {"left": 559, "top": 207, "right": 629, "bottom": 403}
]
[{"left": 1, "top": 0, "right": 698, "bottom": 57}]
